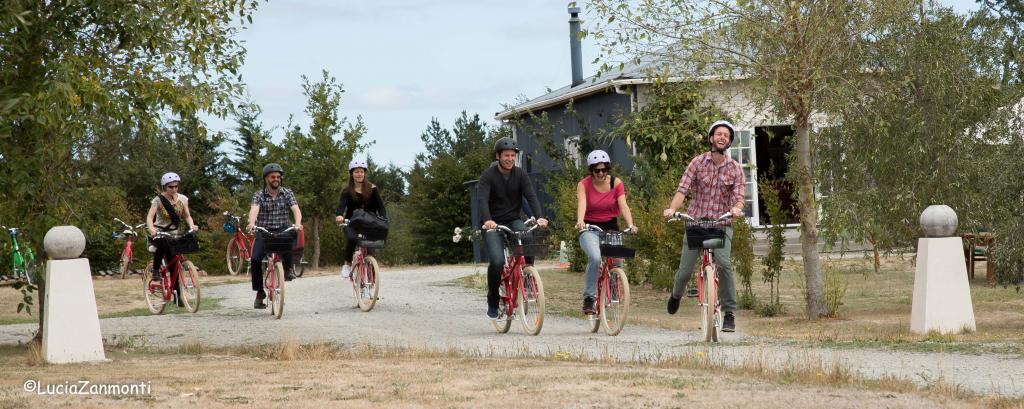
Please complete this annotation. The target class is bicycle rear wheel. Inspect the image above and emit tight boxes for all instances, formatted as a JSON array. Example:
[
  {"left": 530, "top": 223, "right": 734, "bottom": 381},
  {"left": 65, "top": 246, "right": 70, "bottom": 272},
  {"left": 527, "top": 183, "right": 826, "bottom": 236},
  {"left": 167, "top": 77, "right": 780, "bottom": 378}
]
[
  {"left": 178, "top": 261, "right": 201, "bottom": 313},
  {"left": 701, "top": 264, "right": 720, "bottom": 342},
  {"left": 600, "top": 268, "right": 630, "bottom": 336},
  {"left": 356, "top": 256, "right": 380, "bottom": 312},
  {"left": 269, "top": 261, "right": 285, "bottom": 319},
  {"left": 517, "top": 266, "right": 545, "bottom": 336},
  {"left": 142, "top": 261, "right": 166, "bottom": 315},
  {"left": 226, "top": 238, "right": 245, "bottom": 276}
]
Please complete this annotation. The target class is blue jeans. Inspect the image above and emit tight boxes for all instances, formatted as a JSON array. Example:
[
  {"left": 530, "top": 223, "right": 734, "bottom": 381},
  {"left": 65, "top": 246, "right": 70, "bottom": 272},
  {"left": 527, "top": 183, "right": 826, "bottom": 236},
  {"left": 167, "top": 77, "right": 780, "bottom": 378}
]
[
  {"left": 250, "top": 231, "right": 293, "bottom": 293},
  {"left": 483, "top": 219, "right": 527, "bottom": 309},
  {"left": 578, "top": 231, "right": 622, "bottom": 299},
  {"left": 671, "top": 227, "right": 736, "bottom": 312}
]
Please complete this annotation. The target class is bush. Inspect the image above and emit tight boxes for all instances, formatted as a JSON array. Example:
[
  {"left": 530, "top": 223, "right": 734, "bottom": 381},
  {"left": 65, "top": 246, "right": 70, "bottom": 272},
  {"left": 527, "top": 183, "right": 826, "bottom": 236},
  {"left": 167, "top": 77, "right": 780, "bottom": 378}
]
[
  {"left": 823, "top": 264, "right": 848, "bottom": 318},
  {"left": 759, "top": 178, "right": 786, "bottom": 315},
  {"left": 732, "top": 216, "right": 757, "bottom": 309}
]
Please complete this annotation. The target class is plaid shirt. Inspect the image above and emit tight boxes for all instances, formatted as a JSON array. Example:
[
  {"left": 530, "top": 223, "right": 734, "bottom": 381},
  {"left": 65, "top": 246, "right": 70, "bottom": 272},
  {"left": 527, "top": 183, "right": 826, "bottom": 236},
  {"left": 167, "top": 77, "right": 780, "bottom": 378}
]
[
  {"left": 677, "top": 152, "right": 745, "bottom": 220},
  {"left": 251, "top": 187, "right": 298, "bottom": 230}
]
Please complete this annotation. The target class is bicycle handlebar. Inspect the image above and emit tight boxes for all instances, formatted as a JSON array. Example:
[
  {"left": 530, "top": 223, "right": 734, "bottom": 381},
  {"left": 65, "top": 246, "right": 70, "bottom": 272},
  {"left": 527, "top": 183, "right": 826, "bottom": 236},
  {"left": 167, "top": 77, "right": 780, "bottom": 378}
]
[
  {"left": 668, "top": 212, "right": 732, "bottom": 222},
  {"left": 152, "top": 231, "right": 195, "bottom": 239},
  {"left": 580, "top": 224, "right": 637, "bottom": 234},
  {"left": 252, "top": 225, "right": 297, "bottom": 234},
  {"left": 484, "top": 217, "right": 544, "bottom": 234}
]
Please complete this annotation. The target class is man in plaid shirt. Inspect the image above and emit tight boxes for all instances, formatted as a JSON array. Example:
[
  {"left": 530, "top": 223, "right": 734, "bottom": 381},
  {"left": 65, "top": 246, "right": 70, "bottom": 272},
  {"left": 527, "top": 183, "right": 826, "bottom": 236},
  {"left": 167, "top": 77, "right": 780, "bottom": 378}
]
[
  {"left": 247, "top": 163, "right": 303, "bottom": 309},
  {"left": 662, "top": 120, "right": 745, "bottom": 332}
]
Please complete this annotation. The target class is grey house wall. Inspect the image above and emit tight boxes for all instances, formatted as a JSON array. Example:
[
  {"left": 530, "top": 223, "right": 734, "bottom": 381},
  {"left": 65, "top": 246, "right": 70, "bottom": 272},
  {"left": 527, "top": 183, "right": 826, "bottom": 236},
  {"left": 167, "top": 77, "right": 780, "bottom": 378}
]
[{"left": 512, "top": 90, "right": 633, "bottom": 223}]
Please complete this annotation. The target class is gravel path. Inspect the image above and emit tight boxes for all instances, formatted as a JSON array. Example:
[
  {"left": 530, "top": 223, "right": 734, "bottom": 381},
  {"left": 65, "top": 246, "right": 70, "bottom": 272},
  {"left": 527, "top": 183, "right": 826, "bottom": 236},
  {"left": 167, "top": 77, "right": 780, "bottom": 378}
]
[{"left": 2, "top": 264, "right": 1020, "bottom": 397}]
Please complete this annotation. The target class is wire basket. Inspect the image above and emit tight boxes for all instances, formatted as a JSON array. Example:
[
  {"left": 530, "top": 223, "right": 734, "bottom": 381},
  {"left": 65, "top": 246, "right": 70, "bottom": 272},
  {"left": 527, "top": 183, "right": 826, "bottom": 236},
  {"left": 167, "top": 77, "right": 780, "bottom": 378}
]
[
  {"left": 512, "top": 229, "right": 550, "bottom": 257},
  {"left": 598, "top": 231, "right": 638, "bottom": 258},
  {"left": 261, "top": 230, "right": 297, "bottom": 253},
  {"left": 684, "top": 219, "right": 727, "bottom": 250},
  {"left": 168, "top": 234, "right": 200, "bottom": 255}
]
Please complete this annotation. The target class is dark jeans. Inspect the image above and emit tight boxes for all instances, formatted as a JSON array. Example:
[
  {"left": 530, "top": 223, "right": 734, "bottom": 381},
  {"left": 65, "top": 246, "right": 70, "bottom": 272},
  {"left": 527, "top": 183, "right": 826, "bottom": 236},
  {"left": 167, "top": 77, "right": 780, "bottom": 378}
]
[
  {"left": 483, "top": 219, "right": 528, "bottom": 309},
  {"left": 150, "top": 238, "right": 174, "bottom": 280},
  {"left": 250, "top": 230, "right": 293, "bottom": 293}
]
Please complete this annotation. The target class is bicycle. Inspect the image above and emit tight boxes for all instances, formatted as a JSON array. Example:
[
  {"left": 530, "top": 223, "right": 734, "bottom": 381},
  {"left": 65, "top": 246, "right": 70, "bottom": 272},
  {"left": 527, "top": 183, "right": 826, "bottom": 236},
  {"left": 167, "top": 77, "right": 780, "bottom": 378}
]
[
  {"left": 2, "top": 225, "right": 37, "bottom": 285},
  {"left": 580, "top": 225, "right": 634, "bottom": 336},
  {"left": 143, "top": 231, "right": 201, "bottom": 314},
  {"left": 457, "top": 218, "right": 547, "bottom": 335},
  {"left": 339, "top": 221, "right": 382, "bottom": 312},
  {"left": 253, "top": 225, "right": 297, "bottom": 319},
  {"left": 668, "top": 212, "right": 732, "bottom": 342},
  {"left": 223, "top": 212, "right": 254, "bottom": 276},
  {"left": 112, "top": 218, "right": 146, "bottom": 279}
]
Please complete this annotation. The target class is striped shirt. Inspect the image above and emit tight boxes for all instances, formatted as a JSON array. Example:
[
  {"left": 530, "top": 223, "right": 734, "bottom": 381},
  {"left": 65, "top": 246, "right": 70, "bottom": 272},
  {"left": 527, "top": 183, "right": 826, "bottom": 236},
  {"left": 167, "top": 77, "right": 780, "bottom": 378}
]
[
  {"left": 677, "top": 152, "right": 745, "bottom": 220},
  {"left": 251, "top": 187, "right": 298, "bottom": 230}
]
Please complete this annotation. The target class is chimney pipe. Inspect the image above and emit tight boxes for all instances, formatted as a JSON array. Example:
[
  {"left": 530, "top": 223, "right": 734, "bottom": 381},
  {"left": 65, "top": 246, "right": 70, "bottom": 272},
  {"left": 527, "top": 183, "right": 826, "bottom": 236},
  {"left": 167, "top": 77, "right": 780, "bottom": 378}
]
[{"left": 568, "top": 7, "right": 583, "bottom": 87}]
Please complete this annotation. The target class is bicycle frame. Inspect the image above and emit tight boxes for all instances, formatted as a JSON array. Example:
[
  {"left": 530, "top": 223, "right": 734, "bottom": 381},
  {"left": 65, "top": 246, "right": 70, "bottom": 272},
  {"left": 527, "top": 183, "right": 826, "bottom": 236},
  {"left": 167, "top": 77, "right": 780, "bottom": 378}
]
[
  {"left": 114, "top": 218, "right": 146, "bottom": 278},
  {"left": 226, "top": 213, "right": 255, "bottom": 259},
  {"left": 152, "top": 254, "right": 187, "bottom": 302},
  {"left": 696, "top": 247, "right": 718, "bottom": 312},
  {"left": 3, "top": 226, "right": 35, "bottom": 283}
]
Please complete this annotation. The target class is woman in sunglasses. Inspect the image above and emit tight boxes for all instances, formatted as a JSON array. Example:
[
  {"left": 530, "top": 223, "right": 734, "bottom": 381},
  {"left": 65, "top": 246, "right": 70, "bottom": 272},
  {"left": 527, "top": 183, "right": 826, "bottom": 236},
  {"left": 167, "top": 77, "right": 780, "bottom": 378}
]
[{"left": 574, "top": 150, "right": 637, "bottom": 315}]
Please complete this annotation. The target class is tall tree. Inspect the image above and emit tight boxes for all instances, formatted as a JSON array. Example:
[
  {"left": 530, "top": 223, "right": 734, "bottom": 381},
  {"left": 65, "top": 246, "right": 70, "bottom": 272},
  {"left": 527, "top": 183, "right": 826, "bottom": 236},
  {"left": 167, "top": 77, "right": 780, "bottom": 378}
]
[
  {"left": 367, "top": 157, "right": 408, "bottom": 205},
  {"left": 268, "top": 70, "right": 369, "bottom": 269},
  {"left": 587, "top": 0, "right": 917, "bottom": 318},
  {"left": 227, "top": 100, "right": 270, "bottom": 192}
]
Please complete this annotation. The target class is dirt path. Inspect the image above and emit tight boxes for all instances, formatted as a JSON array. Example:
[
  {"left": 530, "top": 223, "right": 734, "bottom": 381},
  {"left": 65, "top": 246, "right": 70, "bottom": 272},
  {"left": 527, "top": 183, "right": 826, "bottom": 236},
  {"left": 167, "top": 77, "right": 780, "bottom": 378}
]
[{"left": 1, "top": 264, "right": 1020, "bottom": 397}]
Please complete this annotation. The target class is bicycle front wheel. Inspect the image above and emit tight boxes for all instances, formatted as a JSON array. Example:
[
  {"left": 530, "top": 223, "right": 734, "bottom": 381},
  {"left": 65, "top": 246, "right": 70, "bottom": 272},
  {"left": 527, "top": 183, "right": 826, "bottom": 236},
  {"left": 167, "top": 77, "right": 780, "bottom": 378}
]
[
  {"left": 701, "top": 265, "right": 720, "bottom": 342},
  {"left": 517, "top": 266, "right": 545, "bottom": 336},
  {"left": 178, "top": 261, "right": 201, "bottom": 313},
  {"left": 270, "top": 261, "right": 285, "bottom": 319},
  {"left": 226, "top": 238, "right": 244, "bottom": 276},
  {"left": 356, "top": 256, "right": 380, "bottom": 312},
  {"left": 600, "top": 268, "right": 630, "bottom": 336},
  {"left": 142, "top": 261, "right": 166, "bottom": 315}
]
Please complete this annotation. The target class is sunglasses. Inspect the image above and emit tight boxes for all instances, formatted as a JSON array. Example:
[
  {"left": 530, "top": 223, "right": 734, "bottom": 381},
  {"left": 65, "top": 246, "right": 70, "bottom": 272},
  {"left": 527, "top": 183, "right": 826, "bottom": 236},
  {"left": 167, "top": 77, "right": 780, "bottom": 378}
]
[
  {"left": 592, "top": 168, "right": 609, "bottom": 174},
  {"left": 166, "top": 184, "right": 179, "bottom": 189}
]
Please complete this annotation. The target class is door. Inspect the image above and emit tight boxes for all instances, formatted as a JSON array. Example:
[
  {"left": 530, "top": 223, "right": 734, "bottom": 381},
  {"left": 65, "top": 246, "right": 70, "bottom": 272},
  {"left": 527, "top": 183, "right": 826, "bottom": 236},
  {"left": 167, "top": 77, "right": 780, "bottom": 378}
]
[{"left": 728, "top": 129, "right": 760, "bottom": 226}]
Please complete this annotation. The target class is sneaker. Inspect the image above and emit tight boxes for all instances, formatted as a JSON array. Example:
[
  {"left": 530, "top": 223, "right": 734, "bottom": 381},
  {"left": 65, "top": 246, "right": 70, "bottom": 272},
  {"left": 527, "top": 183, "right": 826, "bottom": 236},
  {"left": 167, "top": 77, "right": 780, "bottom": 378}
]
[
  {"left": 341, "top": 265, "right": 352, "bottom": 279},
  {"left": 582, "top": 296, "right": 596, "bottom": 315},
  {"left": 723, "top": 312, "right": 736, "bottom": 332},
  {"left": 667, "top": 295, "right": 681, "bottom": 315},
  {"left": 487, "top": 306, "right": 499, "bottom": 319},
  {"left": 254, "top": 292, "right": 267, "bottom": 309}
]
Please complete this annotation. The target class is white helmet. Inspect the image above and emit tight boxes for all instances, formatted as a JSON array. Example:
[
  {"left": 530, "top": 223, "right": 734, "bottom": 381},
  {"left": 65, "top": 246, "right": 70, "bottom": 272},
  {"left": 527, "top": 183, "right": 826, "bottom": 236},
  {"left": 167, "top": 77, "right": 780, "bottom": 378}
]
[
  {"left": 160, "top": 172, "right": 181, "bottom": 187},
  {"left": 586, "top": 150, "right": 611, "bottom": 167},
  {"left": 707, "top": 120, "right": 736, "bottom": 146},
  {"left": 348, "top": 157, "right": 368, "bottom": 172}
]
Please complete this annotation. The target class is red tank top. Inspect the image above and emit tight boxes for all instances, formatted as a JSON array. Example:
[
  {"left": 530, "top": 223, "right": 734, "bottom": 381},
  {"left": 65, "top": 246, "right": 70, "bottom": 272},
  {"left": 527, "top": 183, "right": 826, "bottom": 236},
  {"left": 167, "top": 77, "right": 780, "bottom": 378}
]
[{"left": 582, "top": 175, "right": 625, "bottom": 223}]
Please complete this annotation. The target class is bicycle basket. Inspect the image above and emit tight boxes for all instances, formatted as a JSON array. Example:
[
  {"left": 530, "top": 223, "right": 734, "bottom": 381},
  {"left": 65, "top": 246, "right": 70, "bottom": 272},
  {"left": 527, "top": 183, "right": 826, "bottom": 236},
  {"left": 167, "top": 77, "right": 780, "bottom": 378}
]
[
  {"left": 598, "top": 231, "right": 637, "bottom": 258},
  {"left": 169, "top": 234, "right": 200, "bottom": 255},
  {"left": 223, "top": 221, "right": 237, "bottom": 234},
  {"left": 262, "top": 230, "right": 297, "bottom": 253},
  {"left": 358, "top": 239, "right": 386, "bottom": 249},
  {"left": 685, "top": 222, "right": 727, "bottom": 250},
  {"left": 512, "top": 229, "right": 550, "bottom": 257}
]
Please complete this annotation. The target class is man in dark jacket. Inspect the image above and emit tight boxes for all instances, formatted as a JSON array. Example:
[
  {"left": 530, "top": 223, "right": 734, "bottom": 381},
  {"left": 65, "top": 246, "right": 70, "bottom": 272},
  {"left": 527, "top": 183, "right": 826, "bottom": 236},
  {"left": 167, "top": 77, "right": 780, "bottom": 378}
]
[{"left": 478, "top": 137, "right": 549, "bottom": 319}]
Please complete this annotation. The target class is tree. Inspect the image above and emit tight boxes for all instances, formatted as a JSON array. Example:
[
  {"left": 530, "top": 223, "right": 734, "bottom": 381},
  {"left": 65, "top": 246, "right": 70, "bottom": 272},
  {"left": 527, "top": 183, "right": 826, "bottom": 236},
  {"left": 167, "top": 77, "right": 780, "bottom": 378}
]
[
  {"left": 0, "top": 0, "right": 257, "bottom": 337},
  {"left": 227, "top": 100, "right": 270, "bottom": 192},
  {"left": 268, "top": 70, "right": 369, "bottom": 269},
  {"left": 588, "top": 0, "right": 918, "bottom": 318},
  {"left": 367, "top": 157, "right": 408, "bottom": 205},
  {"left": 406, "top": 112, "right": 496, "bottom": 264}
]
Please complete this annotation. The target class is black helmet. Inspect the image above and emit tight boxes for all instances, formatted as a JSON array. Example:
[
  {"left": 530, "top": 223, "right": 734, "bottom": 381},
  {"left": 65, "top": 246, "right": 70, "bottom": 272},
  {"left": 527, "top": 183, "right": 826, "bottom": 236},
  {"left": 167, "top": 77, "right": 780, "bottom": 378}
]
[
  {"left": 493, "top": 137, "right": 520, "bottom": 154},
  {"left": 262, "top": 163, "right": 284, "bottom": 178}
]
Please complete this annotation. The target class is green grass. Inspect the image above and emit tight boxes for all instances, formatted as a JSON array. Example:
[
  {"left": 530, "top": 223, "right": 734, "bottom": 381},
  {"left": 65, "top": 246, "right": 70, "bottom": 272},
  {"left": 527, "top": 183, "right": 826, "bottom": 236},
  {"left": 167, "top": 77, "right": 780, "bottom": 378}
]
[{"left": 0, "top": 296, "right": 225, "bottom": 326}]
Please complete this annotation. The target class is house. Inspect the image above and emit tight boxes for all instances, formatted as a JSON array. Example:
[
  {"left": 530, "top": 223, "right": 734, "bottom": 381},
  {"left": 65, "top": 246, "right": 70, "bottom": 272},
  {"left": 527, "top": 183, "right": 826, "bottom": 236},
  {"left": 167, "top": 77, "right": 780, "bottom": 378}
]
[{"left": 494, "top": 7, "right": 818, "bottom": 228}]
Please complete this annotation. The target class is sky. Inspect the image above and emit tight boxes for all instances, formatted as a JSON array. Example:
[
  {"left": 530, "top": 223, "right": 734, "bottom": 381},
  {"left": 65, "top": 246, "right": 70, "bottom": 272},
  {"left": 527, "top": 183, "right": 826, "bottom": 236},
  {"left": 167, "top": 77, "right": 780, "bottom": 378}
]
[{"left": 206, "top": 0, "right": 982, "bottom": 171}]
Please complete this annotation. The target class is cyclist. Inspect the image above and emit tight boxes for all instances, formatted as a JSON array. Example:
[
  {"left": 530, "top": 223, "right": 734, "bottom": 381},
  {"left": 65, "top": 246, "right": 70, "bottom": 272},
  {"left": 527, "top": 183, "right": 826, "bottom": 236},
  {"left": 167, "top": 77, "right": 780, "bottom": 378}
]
[
  {"left": 145, "top": 172, "right": 199, "bottom": 281},
  {"left": 662, "top": 120, "right": 745, "bottom": 332},
  {"left": 247, "top": 163, "right": 303, "bottom": 309},
  {"left": 574, "top": 150, "right": 637, "bottom": 315},
  {"left": 334, "top": 157, "right": 387, "bottom": 279},
  {"left": 478, "top": 137, "right": 548, "bottom": 319}
]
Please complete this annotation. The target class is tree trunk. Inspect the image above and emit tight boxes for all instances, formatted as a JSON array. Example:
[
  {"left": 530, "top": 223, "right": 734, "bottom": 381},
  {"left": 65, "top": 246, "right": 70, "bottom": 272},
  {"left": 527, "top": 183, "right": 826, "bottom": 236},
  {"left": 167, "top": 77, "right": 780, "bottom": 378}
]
[
  {"left": 794, "top": 120, "right": 826, "bottom": 319},
  {"left": 312, "top": 217, "right": 321, "bottom": 270}
]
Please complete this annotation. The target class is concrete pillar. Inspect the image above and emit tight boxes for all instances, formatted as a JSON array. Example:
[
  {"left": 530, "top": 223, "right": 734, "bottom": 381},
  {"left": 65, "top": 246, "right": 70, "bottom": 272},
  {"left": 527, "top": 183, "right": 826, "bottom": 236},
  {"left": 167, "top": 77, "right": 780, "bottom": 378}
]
[
  {"left": 41, "top": 226, "right": 106, "bottom": 363},
  {"left": 911, "top": 206, "right": 976, "bottom": 335}
]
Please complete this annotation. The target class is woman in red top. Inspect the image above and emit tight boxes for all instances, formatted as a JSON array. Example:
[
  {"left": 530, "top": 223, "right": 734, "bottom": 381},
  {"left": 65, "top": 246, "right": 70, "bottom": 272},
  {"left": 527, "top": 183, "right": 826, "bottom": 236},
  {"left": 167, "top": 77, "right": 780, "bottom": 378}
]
[{"left": 575, "top": 150, "right": 637, "bottom": 315}]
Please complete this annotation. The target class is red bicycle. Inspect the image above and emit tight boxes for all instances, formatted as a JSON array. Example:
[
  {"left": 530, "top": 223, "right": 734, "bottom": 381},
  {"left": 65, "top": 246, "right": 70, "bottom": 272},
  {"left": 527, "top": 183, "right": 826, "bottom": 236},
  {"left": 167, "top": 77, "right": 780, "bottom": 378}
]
[
  {"left": 457, "top": 218, "right": 547, "bottom": 335},
  {"left": 112, "top": 218, "right": 146, "bottom": 279},
  {"left": 223, "top": 211, "right": 254, "bottom": 276},
  {"left": 339, "top": 221, "right": 382, "bottom": 311},
  {"left": 669, "top": 212, "right": 731, "bottom": 342},
  {"left": 143, "top": 231, "right": 201, "bottom": 314},
  {"left": 253, "top": 226, "right": 296, "bottom": 319},
  {"left": 580, "top": 225, "right": 633, "bottom": 336}
]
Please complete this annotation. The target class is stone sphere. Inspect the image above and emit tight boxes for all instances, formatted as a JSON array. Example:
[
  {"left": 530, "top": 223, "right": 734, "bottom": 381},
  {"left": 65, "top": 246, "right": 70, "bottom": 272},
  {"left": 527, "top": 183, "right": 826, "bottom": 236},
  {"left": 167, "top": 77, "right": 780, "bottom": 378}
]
[
  {"left": 920, "top": 205, "right": 958, "bottom": 238},
  {"left": 43, "top": 226, "right": 86, "bottom": 260}
]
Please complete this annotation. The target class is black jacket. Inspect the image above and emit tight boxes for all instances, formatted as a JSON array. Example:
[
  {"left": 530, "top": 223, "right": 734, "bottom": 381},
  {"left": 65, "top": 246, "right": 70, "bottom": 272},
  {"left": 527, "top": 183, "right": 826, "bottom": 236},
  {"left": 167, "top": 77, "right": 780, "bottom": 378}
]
[
  {"left": 336, "top": 185, "right": 387, "bottom": 219},
  {"left": 477, "top": 165, "right": 543, "bottom": 224}
]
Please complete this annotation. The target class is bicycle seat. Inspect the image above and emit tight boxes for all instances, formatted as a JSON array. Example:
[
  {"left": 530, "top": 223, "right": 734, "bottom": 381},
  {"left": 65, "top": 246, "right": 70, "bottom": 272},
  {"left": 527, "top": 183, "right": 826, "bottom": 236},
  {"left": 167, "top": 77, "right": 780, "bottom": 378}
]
[{"left": 702, "top": 238, "right": 725, "bottom": 249}]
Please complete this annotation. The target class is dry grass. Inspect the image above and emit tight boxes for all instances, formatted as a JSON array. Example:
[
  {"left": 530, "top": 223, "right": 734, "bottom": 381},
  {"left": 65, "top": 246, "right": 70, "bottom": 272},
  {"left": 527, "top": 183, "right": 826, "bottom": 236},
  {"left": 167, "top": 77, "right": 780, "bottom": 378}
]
[
  {"left": 532, "top": 256, "right": 1024, "bottom": 354},
  {"left": 0, "top": 341, "right": 1011, "bottom": 409}
]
